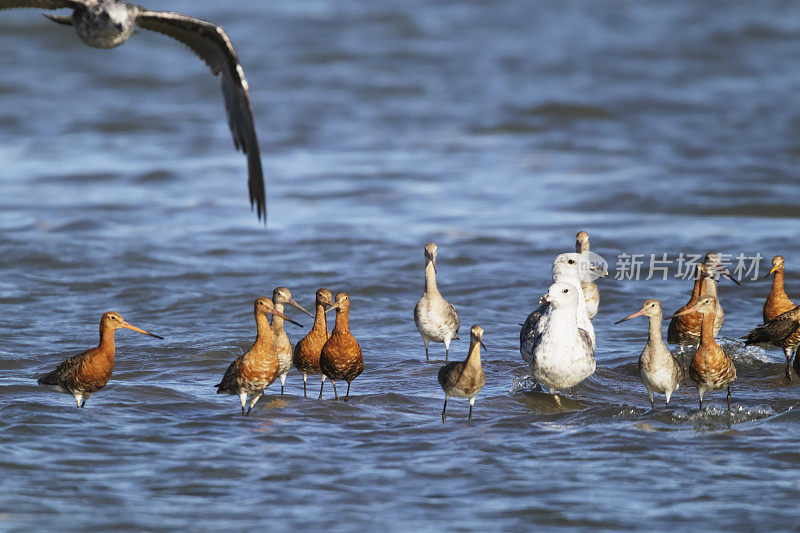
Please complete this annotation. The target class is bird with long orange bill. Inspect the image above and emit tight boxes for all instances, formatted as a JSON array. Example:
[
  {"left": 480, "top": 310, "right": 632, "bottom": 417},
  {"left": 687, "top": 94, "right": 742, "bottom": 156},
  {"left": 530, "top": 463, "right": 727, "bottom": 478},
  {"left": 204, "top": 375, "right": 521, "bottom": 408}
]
[
  {"left": 270, "top": 287, "right": 315, "bottom": 395},
  {"left": 615, "top": 299, "right": 682, "bottom": 408},
  {"left": 437, "top": 325, "right": 486, "bottom": 422},
  {"left": 293, "top": 288, "right": 334, "bottom": 399},
  {"left": 38, "top": 311, "right": 162, "bottom": 407},
  {"left": 320, "top": 292, "right": 363, "bottom": 400},
  {"left": 215, "top": 297, "right": 302, "bottom": 416},
  {"left": 672, "top": 296, "right": 736, "bottom": 410},
  {"left": 751, "top": 255, "right": 800, "bottom": 380},
  {"left": 667, "top": 254, "right": 738, "bottom": 353}
]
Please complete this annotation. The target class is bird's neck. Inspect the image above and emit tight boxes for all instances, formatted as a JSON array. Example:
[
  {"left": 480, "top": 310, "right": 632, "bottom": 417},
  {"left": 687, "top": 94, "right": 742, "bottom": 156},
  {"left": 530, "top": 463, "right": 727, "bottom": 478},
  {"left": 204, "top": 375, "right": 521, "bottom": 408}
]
[
  {"left": 686, "top": 274, "right": 703, "bottom": 306},
  {"left": 771, "top": 269, "right": 786, "bottom": 297},
  {"left": 270, "top": 301, "right": 285, "bottom": 332},
  {"left": 699, "top": 311, "right": 716, "bottom": 345},
  {"left": 253, "top": 313, "right": 275, "bottom": 351},
  {"left": 424, "top": 263, "right": 439, "bottom": 295},
  {"left": 333, "top": 308, "right": 350, "bottom": 334},
  {"left": 312, "top": 303, "right": 329, "bottom": 336},
  {"left": 646, "top": 313, "right": 664, "bottom": 346},
  {"left": 98, "top": 325, "right": 116, "bottom": 351},
  {"left": 701, "top": 277, "right": 718, "bottom": 298},
  {"left": 466, "top": 340, "right": 482, "bottom": 368}
]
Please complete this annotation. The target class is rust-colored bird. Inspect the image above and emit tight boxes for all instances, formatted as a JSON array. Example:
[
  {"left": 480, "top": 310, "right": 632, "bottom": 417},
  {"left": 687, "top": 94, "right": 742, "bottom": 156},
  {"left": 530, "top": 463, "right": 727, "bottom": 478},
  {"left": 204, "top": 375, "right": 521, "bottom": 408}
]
[
  {"left": 763, "top": 255, "right": 796, "bottom": 322},
  {"left": 672, "top": 296, "right": 736, "bottom": 410},
  {"left": 215, "top": 297, "right": 302, "bottom": 416},
  {"left": 667, "top": 256, "right": 735, "bottom": 352},
  {"left": 37, "top": 311, "right": 162, "bottom": 407},
  {"left": 270, "top": 287, "right": 315, "bottom": 395},
  {"left": 320, "top": 292, "right": 363, "bottom": 400},
  {"left": 293, "top": 288, "right": 334, "bottom": 399},
  {"left": 438, "top": 325, "right": 486, "bottom": 422}
]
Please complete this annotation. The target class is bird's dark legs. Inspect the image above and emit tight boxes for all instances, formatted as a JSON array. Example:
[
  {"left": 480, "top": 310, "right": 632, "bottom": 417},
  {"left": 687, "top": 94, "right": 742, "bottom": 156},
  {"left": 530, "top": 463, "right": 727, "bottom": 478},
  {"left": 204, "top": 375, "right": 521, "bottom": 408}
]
[
  {"left": 424, "top": 340, "right": 429, "bottom": 362},
  {"left": 468, "top": 404, "right": 473, "bottom": 421},
  {"left": 332, "top": 381, "right": 339, "bottom": 400},
  {"left": 784, "top": 347, "right": 794, "bottom": 381},
  {"left": 281, "top": 382, "right": 284, "bottom": 395},
  {"left": 245, "top": 405, "right": 252, "bottom": 417},
  {"left": 441, "top": 398, "right": 448, "bottom": 423},
  {"left": 727, "top": 386, "right": 732, "bottom": 411},
  {"left": 80, "top": 400, "right": 85, "bottom": 408},
  {"left": 699, "top": 395, "right": 703, "bottom": 410},
  {"left": 445, "top": 346, "right": 449, "bottom": 362},
  {"left": 303, "top": 374, "right": 308, "bottom": 398},
  {"left": 318, "top": 378, "right": 325, "bottom": 400},
  {"left": 345, "top": 381, "right": 351, "bottom": 401},
  {"left": 241, "top": 405, "right": 246, "bottom": 416},
  {"left": 794, "top": 346, "right": 800, "bottom": 379}
]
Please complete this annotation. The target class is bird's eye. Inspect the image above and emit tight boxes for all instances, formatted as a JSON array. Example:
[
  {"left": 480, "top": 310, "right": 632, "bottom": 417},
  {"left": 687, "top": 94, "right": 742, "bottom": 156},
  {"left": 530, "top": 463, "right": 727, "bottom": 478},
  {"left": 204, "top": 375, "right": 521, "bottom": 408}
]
[
  {"left": 568, "top": 259, "right": 575, "bottom": 264},
  {"left": 562, "top": 288, "right": 569, "bottom": 293}
]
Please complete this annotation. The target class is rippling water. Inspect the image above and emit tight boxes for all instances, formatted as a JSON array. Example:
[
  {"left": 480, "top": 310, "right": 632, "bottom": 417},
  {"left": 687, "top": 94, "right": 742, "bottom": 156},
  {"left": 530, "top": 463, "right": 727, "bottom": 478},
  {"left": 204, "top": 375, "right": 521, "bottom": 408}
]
[{"left": 3, "top": 0, "right": 800, "bottom": 530}]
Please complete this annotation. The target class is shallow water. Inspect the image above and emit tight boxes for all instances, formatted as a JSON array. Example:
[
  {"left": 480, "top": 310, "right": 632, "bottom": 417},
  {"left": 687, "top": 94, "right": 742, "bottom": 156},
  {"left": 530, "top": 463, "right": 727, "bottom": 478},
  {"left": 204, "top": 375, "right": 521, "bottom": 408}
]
[{"left": 2, "top": 0, "right": 800, "bottom": 530}]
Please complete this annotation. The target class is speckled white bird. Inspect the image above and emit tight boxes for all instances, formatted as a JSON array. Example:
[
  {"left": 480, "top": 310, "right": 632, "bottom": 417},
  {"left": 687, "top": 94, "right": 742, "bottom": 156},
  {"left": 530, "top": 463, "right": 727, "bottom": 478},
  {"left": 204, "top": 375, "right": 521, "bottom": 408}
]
[
  {"left": 575, "top": 230, "right": 602, "bottom": 320},
  {"left": 529, "top": 282, "right": 595, "bottom": 403},
  {"left": 520, "top": 252, "right": 597, "bottom": 363},
  {"left": 615, "top": 299, "right": 683, "bottom": 408},
  {"left": 270, "top": 287, "right": 315, "bottom": 395},
  {"left": 414, "top": 242, "right": 460, "bottom": 361}
]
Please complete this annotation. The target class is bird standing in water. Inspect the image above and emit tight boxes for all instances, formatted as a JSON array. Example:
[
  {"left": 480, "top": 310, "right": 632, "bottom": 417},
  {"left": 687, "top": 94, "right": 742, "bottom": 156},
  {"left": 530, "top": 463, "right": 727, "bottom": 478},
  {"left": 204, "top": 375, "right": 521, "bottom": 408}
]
[
  {"left": 616, "top": 299, "right": 683, "bottom": 408},
  {"left": 38, "top": 311, "right": 162, "bottom": 407},
  {"left": 414, "top": 242, "right": 460, "bottom": 362},
  {"left": 757, "top": 255, "right": 799, "bottom": 380},
  {"left": 215, "top": 298, "right": 302, "bottom": 416},
  {"left": 320, "top": 292, "right": 363, "bottom": 400},
  {"left": 743, "top": 305, "right": 800, "bottom": 381},
  {"left": 529, "top": 282, "right": 595, "bottom": 405},
  {"left": 673, "top": 296, "right": 736, "bottom": 410},
  {"left": 0, "top": 0, "right": 266, "bottom": 220},
  {"left": 270, "top": 287, "right": 314, "bottom": 395},
  {"left": 438, "top": 325, "right": 486, "bottom": 423},
  {"left": 575, "top": 231, "right": 602, "bottom": 320},
  {"left": 293, "top": 289, "right": 334, "bottom": 399}
]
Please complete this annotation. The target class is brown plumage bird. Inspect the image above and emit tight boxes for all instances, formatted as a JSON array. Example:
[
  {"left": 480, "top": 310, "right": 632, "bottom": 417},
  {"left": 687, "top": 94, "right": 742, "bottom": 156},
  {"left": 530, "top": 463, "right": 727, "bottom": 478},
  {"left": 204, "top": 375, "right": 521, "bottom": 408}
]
[
  {"left": 672, "top": 296, "right": 736, "bottom": 410},
  {"left": 438, "top": 325, "right": 486, "bottom": 422},
  {"left": 38, "top": 311, "right": 162, "bottom": 407},
  {"left": 763, "top": 255, "right": 795, "bottom": 322},
  {"left": 293, "top": 288, "right": 334, "bottom": 399},
  {"left": 215, "top": 297, "right": 302, "bottom": 416},
  {"left": 743, "top": 304, "right": 800, "bottom": 381},
  {"left": 270, "top": 287, "right": 314, "bottom": 395},
  {"left": 320, "top": 292, "right": 363, "bottom": 400}
]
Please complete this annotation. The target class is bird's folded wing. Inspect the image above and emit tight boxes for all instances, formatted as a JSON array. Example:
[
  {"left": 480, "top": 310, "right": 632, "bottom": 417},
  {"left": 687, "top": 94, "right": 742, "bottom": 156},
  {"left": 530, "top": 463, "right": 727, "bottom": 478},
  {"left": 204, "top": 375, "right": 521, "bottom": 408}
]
[
  {"left": 0, "top": 0, "right": 83, "bottom": 10},
  {"left": 134, "top": 9, "right": 266, "bottom": 220}
]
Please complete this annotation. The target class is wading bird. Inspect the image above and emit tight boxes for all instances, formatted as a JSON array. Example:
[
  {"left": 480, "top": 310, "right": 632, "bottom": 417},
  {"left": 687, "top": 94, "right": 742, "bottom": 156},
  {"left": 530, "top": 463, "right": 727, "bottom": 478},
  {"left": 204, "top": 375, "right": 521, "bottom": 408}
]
[
  {"left": 38, "top": 311, "right": 162, "bottom": 407},
  {"left": 414, "top": 242, "right": 460, "bottom": 361},
  {"left": 438, "top": 325, "right": 486, "bottom": 423}
]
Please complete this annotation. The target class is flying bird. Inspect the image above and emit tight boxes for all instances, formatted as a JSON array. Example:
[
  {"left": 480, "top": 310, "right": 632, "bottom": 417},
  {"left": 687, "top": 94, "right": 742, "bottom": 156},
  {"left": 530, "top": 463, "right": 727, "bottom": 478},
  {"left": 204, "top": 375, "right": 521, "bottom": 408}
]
[{"left": 0, "top": 0, "right": 266, "bottom": 221}]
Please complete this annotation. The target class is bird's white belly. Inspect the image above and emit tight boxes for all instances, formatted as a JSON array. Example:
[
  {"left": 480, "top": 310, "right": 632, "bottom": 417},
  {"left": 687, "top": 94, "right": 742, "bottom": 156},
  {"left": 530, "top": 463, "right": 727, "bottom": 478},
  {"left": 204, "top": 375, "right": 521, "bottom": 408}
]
[
  {"left": 532, "top": 336, "right": 595, "bottom": 391},
  {"left": 415, "top": 298, "right": 457, "bottom": 342},
  {"left": 641, "top": 365, "right": 679, "bottom": 395}
]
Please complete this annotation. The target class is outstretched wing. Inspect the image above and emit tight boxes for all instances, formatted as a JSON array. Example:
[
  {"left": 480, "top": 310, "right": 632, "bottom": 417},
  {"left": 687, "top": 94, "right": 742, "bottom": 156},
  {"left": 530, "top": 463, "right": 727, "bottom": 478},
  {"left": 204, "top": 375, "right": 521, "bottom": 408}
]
[
  {"left": 134, "top": 9, "right": 266, "bottom": 221},
  {"left": 0, "top": 0, "right": 83, "bottom": 10}
]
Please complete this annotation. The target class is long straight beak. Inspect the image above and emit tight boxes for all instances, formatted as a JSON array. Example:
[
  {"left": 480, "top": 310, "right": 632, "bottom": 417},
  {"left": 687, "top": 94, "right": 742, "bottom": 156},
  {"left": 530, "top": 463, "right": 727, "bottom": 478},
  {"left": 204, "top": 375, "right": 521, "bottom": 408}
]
[
  {"left": 122, "top": 322, "right": 163, "bottom": 339},
  {"left": 479, "top": 340, "right": 487, "bottom": 352},
  {"left": 765, "top": 265, "right": 778, "bottom": 278},
  {"left": 270, "top": 309, "right": 303, "bottom": 328},
  {"left": 325, "top": 301, "right": 340, "bottom": 314},
  {"left": 721, "top": 268, "right": 741, "bottom": 285},
  {"left": 288, "top": 298, "right": 315, "bottom": 318},
  {"left": 614, "top": 308, "right": 647, "bottom": 325},
  {"left": 666, "top": 304, "right": 701, "bottom": 320}
]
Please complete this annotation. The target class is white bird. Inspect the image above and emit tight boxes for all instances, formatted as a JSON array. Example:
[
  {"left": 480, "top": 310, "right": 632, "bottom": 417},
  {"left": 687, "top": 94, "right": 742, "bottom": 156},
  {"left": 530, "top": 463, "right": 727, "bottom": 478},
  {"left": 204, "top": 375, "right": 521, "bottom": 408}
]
[
  {"left": 615, "top": 299, "right": 683, "bottom": 408},
  {"left": 0, "top": 0, "right": 266, "bottom": 220},
  {"left": 520, "top": 252, "right": 597, "bottom": 363},
  {"left": 575, "top": 230, "right": 603, "bottom": 319},
  {"left": 270, "top": 287, "right": 315, "bottom": 395},
  {"left": 414, "top": 242, "right": 460, "bottom": 361},
  {"left": 528, "top": 282, "right": 595, "bottom": 402}
]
